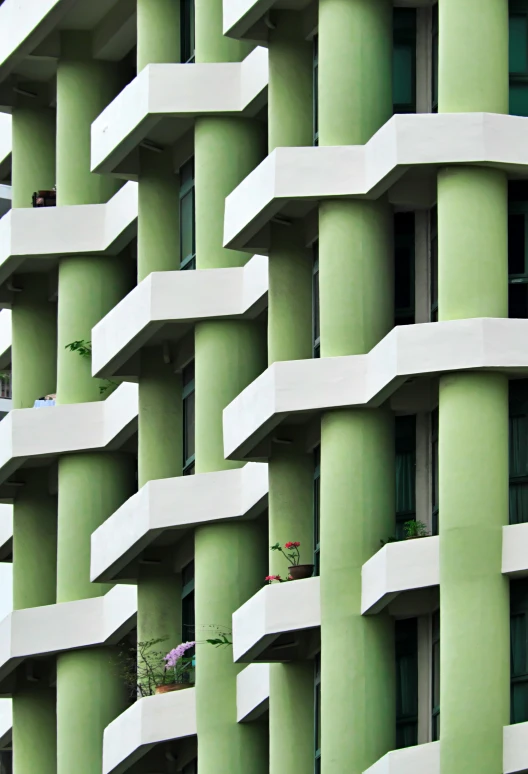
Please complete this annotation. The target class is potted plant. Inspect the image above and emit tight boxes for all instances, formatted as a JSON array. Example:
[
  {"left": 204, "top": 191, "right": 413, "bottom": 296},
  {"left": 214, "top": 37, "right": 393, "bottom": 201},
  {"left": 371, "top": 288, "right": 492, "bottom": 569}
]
[
  {"left": 403, "top": 520, "right": 429, "bottom": 540},
  {"left": 266, "top": 541, "right": 314, "bottom": 582},
  {"left": 119, "top": 638, "right": 195, "bottom": 698}
]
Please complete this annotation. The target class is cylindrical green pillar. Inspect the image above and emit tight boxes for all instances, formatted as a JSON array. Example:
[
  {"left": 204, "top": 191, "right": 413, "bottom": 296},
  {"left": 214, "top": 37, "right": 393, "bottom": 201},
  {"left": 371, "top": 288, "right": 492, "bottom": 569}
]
[
  {"left": 54, "top": 32, "right": 136, "bottom": 774},
  {"left": 137, "top": 0, "right": 180, "bottom": 71},
  {"left": 193, "top": 7, "right": 268, "bottom": 755},
  {"left": 266, "top": 19, "right": 313, "bottom": 757},
  {"left": 10, "top": 101, "right": 58, "bottom": 774},
  {"left": 438, "top": 5, "right": 509, "bottom": 772},
  {"left": 318, "top": 1, "right": 394, "bottom": 772}
]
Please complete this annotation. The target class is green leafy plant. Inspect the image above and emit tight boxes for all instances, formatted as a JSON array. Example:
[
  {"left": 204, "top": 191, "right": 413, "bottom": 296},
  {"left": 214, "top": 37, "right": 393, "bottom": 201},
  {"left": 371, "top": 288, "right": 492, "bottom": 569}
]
[
  {"left": 403, "top": 519, "right": 430, "bottom": 539},
  {"left": 118, "top": 638, "right": 195, "bottom": 699},
  {"left": 65, "top": 339, "right": 118, "bottom": 396}
]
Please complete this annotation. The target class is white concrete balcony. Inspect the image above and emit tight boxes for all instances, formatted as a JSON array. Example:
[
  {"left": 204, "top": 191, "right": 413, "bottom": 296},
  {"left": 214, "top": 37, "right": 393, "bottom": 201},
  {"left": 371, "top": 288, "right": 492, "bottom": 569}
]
[
  {"left": 223, "top": 112, "right": 528, "bottom": 253},
  {"left": 0, "top": 310, "right": 10, "bottom": 371},
  {"left": 0, "top": 115, "right": 10, "bottom": 220},
  {"left": 232, "top": 576, "right": 320, "bottom": 664},
  {"left": 103, "top": 686, "right": 196, "bottom": 774},
  {"left": 0, "top": 182, "right": 137, "bottom": 302},
  {"left": 91, "top": 462, "right": 268, "bottom": 582},
  {"left": 91, "top": 47, "right": 268, "bottom": 176},
  {"left": 0, "top": 698, "right": 11, "bottom": 749},
  {"left": 223, "top": 0, "right": 313, "bottom": 41},
  {"left": 0, "top": 382, "right": 138, "bottom": 489},
  {"left": 0, "top": 0, "right": 135, "bottom": 82},
  {"left": 0, "top": 585, "right": 136, "bottom": 688},
  {"left": 361, "top": 537, "right": 439, "bottom": 616},
  {"left": 102, "top": 661, "right": 268, "bottom": 773},
  {"left": 362, "top": 724, "right": 528, "bottom": 774},
  {"left": 91, "top": 254, "right": 268, "bottom": 380},
  {"left": 223, "top": 317, "right": 528, "bottom": 461}
]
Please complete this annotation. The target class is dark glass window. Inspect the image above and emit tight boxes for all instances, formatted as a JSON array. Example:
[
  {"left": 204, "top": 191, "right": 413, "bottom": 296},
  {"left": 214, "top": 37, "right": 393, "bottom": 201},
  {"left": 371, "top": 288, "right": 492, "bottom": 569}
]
[
  {"left": 314, "top": 445, "right": 320, "bottom": 575},
  {"left": 510, "top": 380, "right": 528, "bottom": 524},
  {"left": 394, "top": 212, "right": 415, "bottom": 326},
  {"left": 510, "top": 1, "right": 528, "bottom": 116},
  {"left": 430, "top": 206, "right": 438, "bottom": 322},
  {"left": 393, "top": 9, "right": 417, "bottom": 114},
  {"left": 313, "top": 241, "right": 320, "bottom": 358},
  {"left": 432, "top": 408, "right": 439, "bottom": 535},
  {"left": 395, "top": 415, "right": 416, "bottom": 539},
  {"left": 396, "top": 618, "right": 418, "bottom": 748},
  {"left": 508, "top": 184, "right": 528, "bottom": 318},
  {"left": 511, "top": 579, "right": 528, "bottom": 723},
  {"left": 432, "top": 611, "right": 440, "bottom": 740},
  {"left": 183, "top": 361, "right": 195, "bottom": 475},
  {"left": 181, "top": 560, "right": 195, "bottom": 644},
  {"left": 315, "top": 654, "right": 321, "bottom": 772},
  {"left": 432, "top": 4, "right": 438, "bottom": 112},
  {"left": 181, "top": 0, "right": 195, "bottom": 64},
  {"left": 180, "top": 158, "right": 196, "bottom": 270},
  {"left": 313, "top": 36, "right": 318, "bottom": 146}
]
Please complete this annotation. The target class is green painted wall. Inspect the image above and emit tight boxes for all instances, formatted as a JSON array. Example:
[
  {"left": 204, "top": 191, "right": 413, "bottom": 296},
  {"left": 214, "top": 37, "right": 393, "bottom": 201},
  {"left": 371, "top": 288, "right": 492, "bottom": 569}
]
[
  {"left": 11, "top": 104, "right": 55, "bottom": 209},
  {"left": 438, "top": 3, "right": 509, "bottom": 773},
  {"left": 12, "top": 685, "right": 56, "bottom": 774}
]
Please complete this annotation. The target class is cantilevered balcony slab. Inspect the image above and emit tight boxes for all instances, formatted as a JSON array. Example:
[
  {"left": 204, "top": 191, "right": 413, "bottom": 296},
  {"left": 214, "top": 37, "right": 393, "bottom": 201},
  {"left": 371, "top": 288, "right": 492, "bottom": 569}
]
[
  {"left": 361, "top": 537, "right": 439, "bottom": 616},
  {"left": 223, "top": 317, "right": 528, "bottom": 460},
  {"left": 91, "top": 462, "right": 268, "bottom": 583},
  {"left": 0, "top": 382, "right": 138, "bottom": 487},
  {"left": 0, "top": 310, "right": 10, "bottom": 371},
  {"left": 91, "top": 254, "right": 268, "bottom": 380},
  {"left": 223, "top": 112, "right": 528, "bottom": 253},
  {"left": 237, "top": 663, "right": 270, "bottom": 722},
  {"left": 0, "top": 699, "right": 11, "bottom": 749},
  {"left": 102, "top": 687, "right": 196, "bottom": 774},
  {"left": 502, "top": 523, "right": 528, "bottom": 577},
  {"left": 363, "top": 742, "right": 440, "bottom": 774},
  {"left": 91, "top": 47, "right": 268, "bottom": 176},
  {"left": 0, "top": 585, "right": 136, "bottom": 689},
  {"left": 0, "top": 182, "right": 137, "bottom": 302},
  {"left": 0, "top": 0, "right": 135, "bottom": 83},
  {"left": 232, "top": 576, "right": 320, "bottom": 664}
]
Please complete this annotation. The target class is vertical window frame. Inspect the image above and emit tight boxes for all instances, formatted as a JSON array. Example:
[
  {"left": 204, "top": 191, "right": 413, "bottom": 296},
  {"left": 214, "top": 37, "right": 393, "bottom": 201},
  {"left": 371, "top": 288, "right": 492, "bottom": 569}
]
[
  {"left": 431, "top": 610, "right": 440, "bottom": 741},
  {"left": 393, "top": 8, "right": 417, "bottom": 115},
  {"left": 180, "top": 157, "right": 196, "bottom": 271},
  {"left": 314, "top": 654, "right": 321, "bottom": 773},
  {"left": 183, "top": 360, "right": 195, "bottom": 475},
  {"left": 181, "top": 0, "right": 195, "bottom": 64},
  {"left": 312, "top": 241, "right": 320, "bottom": 358},
  {"left": 313, "top": 445, "right": 320, "bottom": 575}
]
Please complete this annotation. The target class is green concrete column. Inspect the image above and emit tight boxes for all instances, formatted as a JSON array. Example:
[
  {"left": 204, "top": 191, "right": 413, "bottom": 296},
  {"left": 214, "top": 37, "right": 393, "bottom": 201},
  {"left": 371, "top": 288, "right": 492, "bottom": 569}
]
[
  {"left": 11, "top": 102, "right": 58, "bottom": 774},
  {"left": 437, "top": 4, "right": 509, "bottom": 773},
  {"left": 318, "top": 2, "right": 394, "bottom": 772},
  {"left": 193, "top": 41, "right": 268, "bottom": 762},
  {"left": 55, "top": 32, "right": 136, "bottom": 774},
  {"left": 137, "top": 0, "right": 180, "bottom": 71},
  {"left": 13, "top": 469, "right": 56, "bottom": 610},
  {"left": 12, "top": 684, "right": 56, "bottom": 774},
  {"left": 136, "top": 149, "right": 183, "bottom": 669}
]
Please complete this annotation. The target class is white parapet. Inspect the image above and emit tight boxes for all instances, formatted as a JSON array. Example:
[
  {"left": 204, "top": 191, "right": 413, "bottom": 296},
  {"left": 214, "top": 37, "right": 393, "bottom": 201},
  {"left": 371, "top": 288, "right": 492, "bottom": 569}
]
[
  {"left": 232, "top": 576, "right": 320, "bottom": 664},
  {"left": 0, "top": 310, "right": 11, "bottom": 370},
  {"left": 502, "top": 523, "right": 528, "bottom": 577},
  {"left": 102, "top": 687, "right": 196, "bottom": 774},
  {"left": 0, "top": 182, "right": 137, "bottom": 293},
  {"left": 361, "top": 537, "right": 440, "bottom": 615},
  {"left": 91, "top": 462, "right": 268, "bottom": 582},
  {"left": 224, "top": 113, "right": 528, "bottom": 252},
  {"left": 91, "top": 47, "right": 268, "bottom": 175},
  {"left": 0, "top": 698, "right": 11, "bottom": 748},
  {"left": 0, "top": 505, "right": 12, "bottom": 561},
  {"left": 91, "top": 254, "right": 268, "bottom": 379},
  {"left": 223, "top": 318, "right": 528, "bottom": 460},
  {"left": 0, "top": 382, "right": 138, "bottom": 485},
  {"left": 362, "top": 742, "right": 440, "bottom": 774},
  {"left": 0, "top": 585, "right": 136, "bottom": 684}
]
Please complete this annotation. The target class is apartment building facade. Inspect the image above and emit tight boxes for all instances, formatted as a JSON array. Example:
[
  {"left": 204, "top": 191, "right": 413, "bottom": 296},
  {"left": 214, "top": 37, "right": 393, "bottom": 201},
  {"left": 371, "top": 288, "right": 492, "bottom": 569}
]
[{"left": 2, "top": 0, "right": 528, "bottom": 773}]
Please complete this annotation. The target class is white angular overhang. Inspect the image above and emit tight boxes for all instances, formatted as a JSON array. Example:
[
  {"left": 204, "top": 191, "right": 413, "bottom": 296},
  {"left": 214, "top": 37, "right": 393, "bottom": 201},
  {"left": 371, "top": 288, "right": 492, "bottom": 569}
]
[
  {"left": 0, "top": 585, "right": 136, "bottom": 686},
  {"left": 232, "top": 576, "right": 320, "bottom": 663},
  {"left": 91, "top": 47, "right": 268, "bottom": 175},
  {"left": 102, "top": 687, "right": 196, "bottom": 774},
  {"left": 361, "top": 537, "right": 439, "bottom": 615},
  {"left": 363, "top": 724, "right": 528, "bottom": 774},
  {"left": 91, "top": 254, "right": 268, "bottom": 380},
  {"left": 223, "top": 317, "right": 528, "bottom": 461},
  {"left": 0, "top": 182, "right": 137, "bottom": 301},
  {"left": 0, "top": 382, "right": 138, "bottom": 486},
  {"left": 0, "top": 114, "right": 10, "bottom": 173},
  {"left": 0, "top": 0, "right": 135, "bottom": 82},
  {"left": 223, "top": 0, "right": 313, "bottom": 41},
  {"left": 502, "top": 523, "right": 528, "bottom": 577},
  {"left": 91, "top": 462, "right": 268, "bottom": 583},
  {"left": 237, "top": 663, "right": 269, "bottom": 722},
  {"left": 223, "top": 112, "right": 528, "bottom": 253},
  {"left": 0, "top": 310, "right": 11, "bottom": 370}
]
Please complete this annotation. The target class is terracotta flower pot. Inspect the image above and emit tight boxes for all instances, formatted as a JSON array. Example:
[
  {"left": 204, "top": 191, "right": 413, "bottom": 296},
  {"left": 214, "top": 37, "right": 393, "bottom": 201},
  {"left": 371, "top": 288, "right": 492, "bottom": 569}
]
[
  {"left": 288, "top": 564, "right": 314, "bottom": 580},
  {"left": 155, "top": 682, "right": 192, "bottom": 695}
]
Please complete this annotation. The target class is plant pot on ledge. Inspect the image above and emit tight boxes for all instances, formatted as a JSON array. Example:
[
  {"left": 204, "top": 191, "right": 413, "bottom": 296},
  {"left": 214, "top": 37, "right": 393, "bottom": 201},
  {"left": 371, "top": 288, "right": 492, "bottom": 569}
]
[
  {"left": 32, "top": 189, "right": 56, "bottom": 208},
  {"left": 288, "top": 564, "right": 314, "bottom": 581},
  {"left": 155, "top": 682, "right": 193, "bottom": 695}
]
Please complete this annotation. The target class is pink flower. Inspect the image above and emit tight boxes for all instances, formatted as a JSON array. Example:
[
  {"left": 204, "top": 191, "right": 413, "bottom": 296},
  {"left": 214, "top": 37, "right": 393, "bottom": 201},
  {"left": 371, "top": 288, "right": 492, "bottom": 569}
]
[
  {"left": 164, "top": 641, "right": 195, "bottom": 668},
  {"left": 285, "top": 541, "right": 300, "bottom": 549},
  {"left": 265, "top": 575, "right": 282, "bottom": 583}
]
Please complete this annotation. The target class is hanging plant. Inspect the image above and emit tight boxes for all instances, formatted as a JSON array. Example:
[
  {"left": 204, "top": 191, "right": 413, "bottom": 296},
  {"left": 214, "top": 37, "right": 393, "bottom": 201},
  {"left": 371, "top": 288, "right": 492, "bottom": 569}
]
[{"left": 65, "top": 339, "right": 117, "bottom": 395}]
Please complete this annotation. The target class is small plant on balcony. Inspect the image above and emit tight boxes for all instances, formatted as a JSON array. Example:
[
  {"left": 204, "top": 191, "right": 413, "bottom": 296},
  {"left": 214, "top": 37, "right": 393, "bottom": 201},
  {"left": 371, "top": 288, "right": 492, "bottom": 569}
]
[
  {"left": 266, "top": 541, "right": 314, "bottom": 583},
  {"left": 381, "top": 519, "right": 430, "bottom": 547},
  {"left": 65, "top": 339, "right": 118, "bottom": 396},
  {"left": 32, "top": 188, "right": 56, "bottom": 208},
  {"left": 119, "top": 638, "right": 195, "bottom": 698}
]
